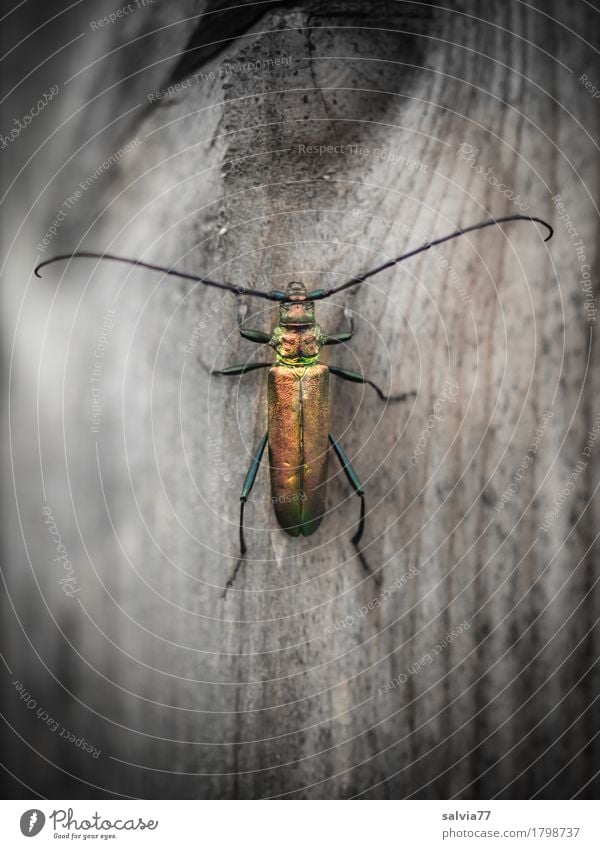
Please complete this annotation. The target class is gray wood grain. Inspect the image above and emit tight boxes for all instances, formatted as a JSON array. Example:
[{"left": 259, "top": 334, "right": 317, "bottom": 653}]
[{"left": 2, "top": 0, "right": 599, "bottom": 799}]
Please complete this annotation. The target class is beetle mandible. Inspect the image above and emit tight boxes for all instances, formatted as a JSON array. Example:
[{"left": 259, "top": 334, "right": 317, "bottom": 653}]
[{"left": 35, "top": 213, "right": 553, "bottom": 587}]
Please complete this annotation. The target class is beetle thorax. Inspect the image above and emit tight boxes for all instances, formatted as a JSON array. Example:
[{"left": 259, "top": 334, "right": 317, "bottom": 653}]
[{"left": 270, "top": 281, "right": 324, "bottom": 365}]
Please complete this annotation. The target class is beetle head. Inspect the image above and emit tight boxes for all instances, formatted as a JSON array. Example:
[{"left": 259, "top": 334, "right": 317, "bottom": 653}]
[{"left": 279, "top": 281, "right": 315, "bottom": 326}]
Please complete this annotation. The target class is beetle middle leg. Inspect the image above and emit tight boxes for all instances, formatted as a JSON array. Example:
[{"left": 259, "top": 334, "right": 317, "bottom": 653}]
[
  {"left": 329, "top": 433, "right": 381, "bottom": 586},
  {"left": 212, "top": 362, "right": 271, "bottom": 376},
  {"left": 222, "top": 431, "right": 268, "bottom": 597},
  {"left": 211, "top": 308, "right": 271, "bottom": 375},
  {"left": 329, "top": 365, "right": 416, "bottom": 404}
]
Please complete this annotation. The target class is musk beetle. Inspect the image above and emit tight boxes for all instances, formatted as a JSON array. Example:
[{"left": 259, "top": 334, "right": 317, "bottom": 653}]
[{"left": 35, "top": 213, "right": 553, "bottom": 588}]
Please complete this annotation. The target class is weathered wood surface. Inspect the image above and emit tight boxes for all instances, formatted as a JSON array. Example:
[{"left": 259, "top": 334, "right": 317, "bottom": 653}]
[{"left": 2, "top": 0, "right": 599, "bottom": 798}]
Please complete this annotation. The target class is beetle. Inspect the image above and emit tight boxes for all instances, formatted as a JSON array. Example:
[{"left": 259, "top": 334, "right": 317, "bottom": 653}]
[{"left": 35, "top": 213, "right": 552, "bottom": 586}]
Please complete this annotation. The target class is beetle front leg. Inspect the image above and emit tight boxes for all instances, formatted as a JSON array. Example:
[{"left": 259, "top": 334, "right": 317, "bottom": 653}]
[
  {"left": 329, "top": 365, "right": 416, "bottom": 404},
  {"left": 329, "top": 433, "right": 381, "bottom": 586},
  {"left": 324, "top": 331, "right": 354, "bottom": 345},
  {"left": 222, "top": 431, "right": 268, "bottom": 598},
  {"left": 237, "top": 301, "right": 270, "bottom": 344},
  {"left": 324, "top": 308, "right": 355, "bottom": 345}
]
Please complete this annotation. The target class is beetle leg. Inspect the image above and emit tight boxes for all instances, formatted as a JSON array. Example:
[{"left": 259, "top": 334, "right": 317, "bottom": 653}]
[
  {"left": 239, "top": 329, "right": 271, "bottom": 344},
  {"left": 324, "top": 309, "right": 355, "bottom": 345},
  {"left": 329, "top": 365, "right": 416, "bottom": 404},
  {"left": 212, "top": 362, "right": 271, "bottom": 376},
  {"left": 223, "top": 432, "right": 268, "bottom": 597},
  {"left": 329, "top": 434, "right": 381, "bottom": 586},
  {"left": 237, "top": 301, "right": 270, "bottom": 343},
  {"left": 323, "top": 331, "right": 353, "bottom": 345}
]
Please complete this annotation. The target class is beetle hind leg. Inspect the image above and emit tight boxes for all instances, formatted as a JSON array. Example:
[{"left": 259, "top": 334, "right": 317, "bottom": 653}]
[
  {"left": 221, "top": 501, "right": 247, "bottom": 597},
  {"left": 329, "top": 434, "right": 381, "bottom": 586},
  {"left": 222, "top": 432, "right": 268, "bottom": 598},
  {"left": 329, "top": 365, "right": 416, "bottom": 404}
]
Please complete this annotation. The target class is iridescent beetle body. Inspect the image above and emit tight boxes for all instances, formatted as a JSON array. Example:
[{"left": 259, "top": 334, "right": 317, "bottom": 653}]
[
  {"left": 219, "top": 277, "right": 417, "bottom": 578},
  {"left": 268, "top": 364, "right": 329, "bottom": 535},
  {"left": 35, "top": 213, "right": 552, "bottom": 590},
  {"left": 198, "top": 277, "right": 384, "bottom": 568},
  {"left": 267, "top": 283, "right": 329, "bottom": 536}
]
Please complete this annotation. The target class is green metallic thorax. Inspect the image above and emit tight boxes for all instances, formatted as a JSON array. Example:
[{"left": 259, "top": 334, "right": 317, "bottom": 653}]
[{"left": 268, "top": 281, "right": 326, "bottom": 365}]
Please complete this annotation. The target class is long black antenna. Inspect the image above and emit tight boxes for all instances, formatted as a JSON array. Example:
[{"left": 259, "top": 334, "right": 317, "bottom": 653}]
[
  {"left": 34, "top": 251, "right": 283, "bottom": 301},
  {"left": 307, "top": 214, "right": 553, "bottom": 300}
]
